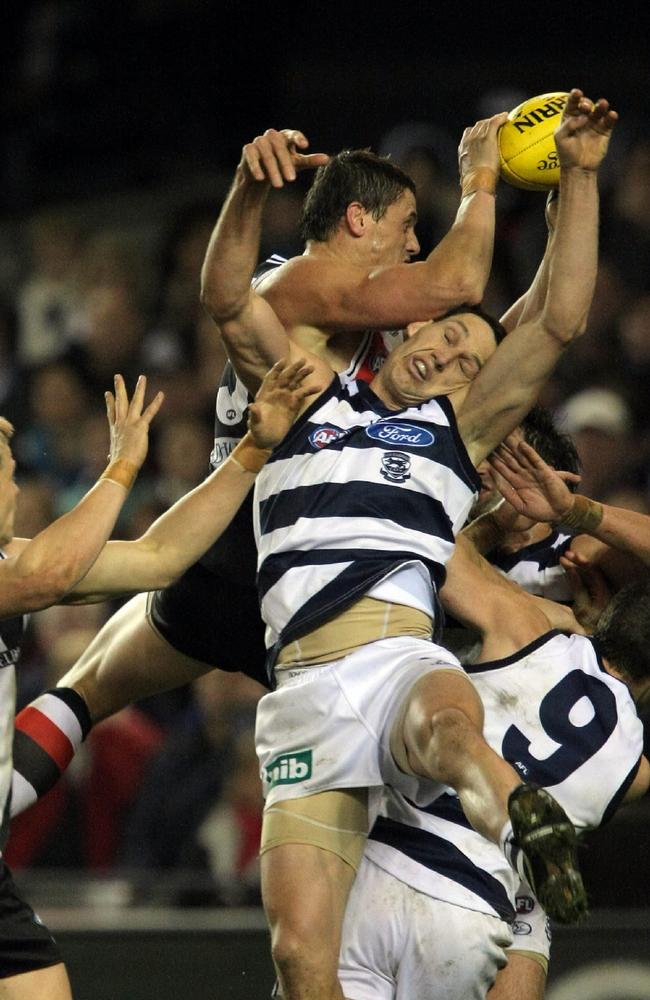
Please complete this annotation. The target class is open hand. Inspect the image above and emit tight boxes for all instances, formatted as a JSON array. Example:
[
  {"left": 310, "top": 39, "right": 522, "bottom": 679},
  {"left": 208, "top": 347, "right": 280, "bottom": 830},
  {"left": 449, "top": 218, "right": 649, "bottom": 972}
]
[
  {"left": 555, "top": 88, "right": 618, "bottom": 172},
  {"left": 241, "top": 129, "right": 330, "bottom": 188},
  {"left": 248, "top": 357, "right": 319, "bottom": 449},
  {"left": 489, "top": 435, "right": 581, "bottom": 523},
  {"left": 105, "top": 374, "right": 164, "bottom": 470}
]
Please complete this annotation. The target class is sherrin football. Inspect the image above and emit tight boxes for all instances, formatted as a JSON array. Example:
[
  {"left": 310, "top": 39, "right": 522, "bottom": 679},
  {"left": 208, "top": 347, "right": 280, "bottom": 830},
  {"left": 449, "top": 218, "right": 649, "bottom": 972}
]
[{"left": 498, "top": 92, "right": 569, "bottom": 191}]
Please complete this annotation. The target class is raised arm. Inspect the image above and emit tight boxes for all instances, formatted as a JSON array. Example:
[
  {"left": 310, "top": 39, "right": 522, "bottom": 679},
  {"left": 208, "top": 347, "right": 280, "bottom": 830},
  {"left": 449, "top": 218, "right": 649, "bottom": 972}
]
[
  {"left": 440, "top": 535, "right": 554, "bottom": 661},
  {"left": 200, "top": 128, "right": 329, "bottom": 383},
  {"left": 59, "top": 359, "right": 320, "bottom": 603},
  {"left": 500, "top": 191, "right": 558, "bottom": 333},
  {"left": 491, "top": 436, "right": 650, "bottom": 569},
  {"left": 1, "top": 376, "right": 163, "bottom": 617},
  {"left": 458, "top": 90, "right": 617, "bottom": 464},
  {"left": 261, "top": 114, "right": 508, "bottom": 332}
]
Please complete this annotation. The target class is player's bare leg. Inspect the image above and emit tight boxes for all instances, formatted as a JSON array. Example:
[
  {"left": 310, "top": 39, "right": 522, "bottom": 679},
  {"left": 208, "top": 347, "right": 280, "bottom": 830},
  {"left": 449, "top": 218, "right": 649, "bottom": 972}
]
[
  {"left": 487, "top": 953, "right": 546, "bottom": 1000},
  {"left": 391, "top": 668, "right": 587, "bottom": 924},
  {"left": 261, "top": 844, "right": 355, "bottom": 1000},
  {"left": 0, "top": 963, "right": 72, "bottom": 1000},
  {"left": 58, "top": 592, "right": 212, "bottom": 723}
]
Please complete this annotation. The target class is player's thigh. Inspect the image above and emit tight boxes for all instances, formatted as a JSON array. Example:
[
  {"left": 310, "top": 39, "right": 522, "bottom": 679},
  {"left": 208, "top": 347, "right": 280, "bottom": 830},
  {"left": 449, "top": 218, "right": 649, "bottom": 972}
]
[
  {"left": 487, "top": 952, "right": 546, "bottom": 1000},
  {"left": 0, "top": 963, "right": 71, "bottom": 1000},
  {"left": 58, "top": 593, "right": 212, "bottom": 721},
  {"left": 262, "top": 842, "right": 356, "bottom": 959}
]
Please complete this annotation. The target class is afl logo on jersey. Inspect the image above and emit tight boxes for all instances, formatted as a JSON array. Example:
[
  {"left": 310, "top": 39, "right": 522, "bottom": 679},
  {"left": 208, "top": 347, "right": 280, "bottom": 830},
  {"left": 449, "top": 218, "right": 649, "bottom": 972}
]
[
  {"left": 380, "top": 451, "right": 411, "bottom": 483},
  {"left": 309, "top": 426, "right": 346, "bottom": 449},
  {"left": 366, "top": 422, "right": 434, "bottom": 447}
]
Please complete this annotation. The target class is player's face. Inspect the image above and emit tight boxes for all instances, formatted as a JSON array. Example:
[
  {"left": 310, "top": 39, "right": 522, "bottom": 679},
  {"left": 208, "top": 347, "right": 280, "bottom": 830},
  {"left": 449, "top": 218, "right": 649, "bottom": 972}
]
[
  {"left": 0, "top": 420, "right": 18, "bottom": 546},
  {"left": 372, "top": 313, "right": 498, "bottom": 409},
  {"left": 366, "top": 190, "right": 419, "bottom": 265}
]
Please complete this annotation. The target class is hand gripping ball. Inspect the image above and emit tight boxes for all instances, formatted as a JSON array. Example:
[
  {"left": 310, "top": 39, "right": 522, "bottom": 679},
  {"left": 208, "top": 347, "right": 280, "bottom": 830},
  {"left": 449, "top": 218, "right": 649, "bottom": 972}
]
[{"left": 498, "top": 92, "right": 569, "bottom": 191}]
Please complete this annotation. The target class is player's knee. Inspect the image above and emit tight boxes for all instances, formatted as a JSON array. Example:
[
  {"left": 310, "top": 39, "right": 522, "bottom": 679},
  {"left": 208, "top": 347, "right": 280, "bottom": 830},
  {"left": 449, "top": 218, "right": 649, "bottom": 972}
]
[{"left": 270, "top": 923, "right": 327, "bottom": 987}]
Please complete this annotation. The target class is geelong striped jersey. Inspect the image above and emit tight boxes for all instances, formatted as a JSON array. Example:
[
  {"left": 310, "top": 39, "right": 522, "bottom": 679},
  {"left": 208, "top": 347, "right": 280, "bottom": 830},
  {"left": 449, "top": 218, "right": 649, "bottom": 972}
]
[
  {"left": 0, "top": 553, "right": 27, "bottom": 850},
  {"left": 200, "top": 252, "right": 403, "bottom": 578},
  {"left": 254, "top": 372, "right": 480, "bottom": 671},
  {"left": 491, "top": 528, "right": 574, "bottom": 602},
  {"left": 367, "top": 630, "right": 643, "bottom": 920}
]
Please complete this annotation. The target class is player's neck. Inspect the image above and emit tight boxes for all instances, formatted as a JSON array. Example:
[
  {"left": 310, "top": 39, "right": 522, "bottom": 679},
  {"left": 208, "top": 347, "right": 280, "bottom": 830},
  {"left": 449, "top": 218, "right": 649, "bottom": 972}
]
[{"left": 500, "top": 522, "right": 554, "bottom": 554}]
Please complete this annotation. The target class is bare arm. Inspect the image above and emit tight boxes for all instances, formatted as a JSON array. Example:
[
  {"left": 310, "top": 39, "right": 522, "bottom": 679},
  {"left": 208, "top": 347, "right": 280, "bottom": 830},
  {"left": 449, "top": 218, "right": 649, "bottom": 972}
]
[
  {"left": 202, "top": 118, "right": 506, "bottom": 357},
  {"left": 263, "top": 115, "right": 508, "bottom": 332},
  {"left": 57, "top": 359, "right": 320, "bottom": 603},
  {"left": 0, "top": 377, "right": 163, "bottom": 617},
  {"left": 500, "top": 191, "right": 558, "bottom": 333},
  {"left": 491, "top": 436, "right": 650, "bottom": 568},
  {"left": 458, "top": 90, "right": 617, "bottom": 464},
  {"left": 440, "top": 535, "right": 552, "bottom": 660}
]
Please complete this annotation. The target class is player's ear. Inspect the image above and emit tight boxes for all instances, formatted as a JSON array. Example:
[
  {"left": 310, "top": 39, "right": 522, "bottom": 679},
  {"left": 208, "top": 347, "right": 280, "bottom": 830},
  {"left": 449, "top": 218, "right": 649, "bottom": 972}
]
[
  {"left": 405, "top": 321, "right": 431, "bottom": 339},
  {"left": 345, "top": 202, "right": 368, "bottom": 238}
]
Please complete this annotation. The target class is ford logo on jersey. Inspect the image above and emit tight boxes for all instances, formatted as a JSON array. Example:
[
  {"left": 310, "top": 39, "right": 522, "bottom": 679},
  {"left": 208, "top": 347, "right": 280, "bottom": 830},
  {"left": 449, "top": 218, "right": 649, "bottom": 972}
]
[
  {"left": 366, "top": 422, "right": 434, "bottom": 447},
  {"left": 309, "top": 426, "right": 347, "bottom": 449}
]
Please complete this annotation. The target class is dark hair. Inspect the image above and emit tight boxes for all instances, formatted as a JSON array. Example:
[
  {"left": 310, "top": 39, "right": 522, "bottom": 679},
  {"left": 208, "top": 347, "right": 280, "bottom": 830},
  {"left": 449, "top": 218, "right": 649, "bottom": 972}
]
[
  {"left": 594, "top": 580, "right": 650, "bottom": 683},
  {"left": 443, "top": 304, "right": 507, "bottom": 348},
  {"left": 300, "top": 149, "right": 416, "bottom": 243},
  {"left": 521, "top": 405, "right": 581, "bottom": 489}
]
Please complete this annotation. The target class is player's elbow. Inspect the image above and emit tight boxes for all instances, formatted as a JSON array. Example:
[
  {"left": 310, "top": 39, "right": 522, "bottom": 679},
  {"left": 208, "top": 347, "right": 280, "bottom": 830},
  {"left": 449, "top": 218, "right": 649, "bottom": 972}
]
[{"left": 14, "top": 565, "right": 77, "bottom": 612}]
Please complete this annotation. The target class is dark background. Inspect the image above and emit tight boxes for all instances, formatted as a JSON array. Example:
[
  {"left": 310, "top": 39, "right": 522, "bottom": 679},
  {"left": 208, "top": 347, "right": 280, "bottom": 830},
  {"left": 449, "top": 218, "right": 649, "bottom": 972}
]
[{"left": 1, "top": 2, "right": 647, "bottom": 216}]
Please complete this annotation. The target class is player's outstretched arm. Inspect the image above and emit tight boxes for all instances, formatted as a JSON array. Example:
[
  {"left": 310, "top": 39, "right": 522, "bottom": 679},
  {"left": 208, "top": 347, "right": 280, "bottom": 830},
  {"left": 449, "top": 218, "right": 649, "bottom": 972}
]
[
  {"left": 200, "top": 128, "right": 329, "bottom": 377},
  {"left": 62, "top": 359, "right": 321, "bottom": 603},
  {"left": 458, "top": 89, "right": 616, "bottom": 465},
  {"left": 0, "top": 376, "right": 162, "bottom": 617},
  {"left": 262, "top": 112, "right": 508, "bottom": 333},
  {"left": 493, "top": 436, "right": 650, "bottom": 568}
]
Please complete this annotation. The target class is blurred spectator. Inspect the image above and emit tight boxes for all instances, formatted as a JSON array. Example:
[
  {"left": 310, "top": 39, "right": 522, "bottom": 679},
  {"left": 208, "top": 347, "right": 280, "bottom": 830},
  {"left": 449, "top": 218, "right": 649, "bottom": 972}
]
[
  {"left": 121, "top": 670, "right": 264, "bottom": 903},
  {"left": 556, "top": 387, "right": 638, "bottom": 500},
  {"left": 379, "top": 121, "right": 459, "bottom": 258},
  {"left": 15, "top": 359, "right": 91, "bottom": 486},
  {"left": 15, "top": 209, "right": 83, "bottom": 367}
]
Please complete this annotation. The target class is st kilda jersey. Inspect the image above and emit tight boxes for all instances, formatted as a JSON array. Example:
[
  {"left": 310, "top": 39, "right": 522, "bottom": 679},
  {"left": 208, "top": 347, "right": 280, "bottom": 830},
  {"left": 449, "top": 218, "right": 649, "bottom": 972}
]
[{"left": 0, "top": 552, "right": 27, "bottom": 849}]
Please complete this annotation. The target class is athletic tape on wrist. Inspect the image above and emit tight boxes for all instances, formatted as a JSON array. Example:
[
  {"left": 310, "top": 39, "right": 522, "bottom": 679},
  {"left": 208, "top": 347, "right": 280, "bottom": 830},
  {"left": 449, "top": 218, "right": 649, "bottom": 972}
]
[
  {"left": 555, "top": 493, "right": 604, "bottom": 533},
  {"left": 461, "top": 167, "right": 497, "bottom": 198},
  {"left": 230, "top": 437, "right": 272, "bottom": 473},
  {"left": 100, "top": 458, "right": 139, "bottom": 491}
]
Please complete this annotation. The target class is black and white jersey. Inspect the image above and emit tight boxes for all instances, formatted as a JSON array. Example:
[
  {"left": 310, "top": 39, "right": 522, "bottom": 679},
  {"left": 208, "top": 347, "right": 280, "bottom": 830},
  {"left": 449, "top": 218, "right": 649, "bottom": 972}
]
[
  {"left": 254, "top": 373, "right": 480, "bottom": 669},
  {"left": 0, "top": 553, "right": 27, "bottom": 849},
  {"left": 491, "top": 529, "right": 574, "bottom": 602},
  {"left": 201, "top": 253, "right": 403, "bottom": 579},
  {"left": 367, "top": 630, "right": 643, "bottom": 920}
]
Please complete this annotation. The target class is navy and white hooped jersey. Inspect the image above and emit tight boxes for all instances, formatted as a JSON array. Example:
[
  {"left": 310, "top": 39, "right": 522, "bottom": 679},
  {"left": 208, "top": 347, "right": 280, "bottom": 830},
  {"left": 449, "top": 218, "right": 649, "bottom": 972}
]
[
  {"left": 366, "top": 630, "right": 643, "bottom": 921},
  {"left": 254, "top": 372, "right": 480, "bottom": 668},
  {"left": 491, "top": 529, "right": 574, "bottom": 602},
  {"left": 202, "top": 253, "right": 404, "bottom": 577},
  {"left": 0, "top": 553, "right": 27, "bottom": 848}
]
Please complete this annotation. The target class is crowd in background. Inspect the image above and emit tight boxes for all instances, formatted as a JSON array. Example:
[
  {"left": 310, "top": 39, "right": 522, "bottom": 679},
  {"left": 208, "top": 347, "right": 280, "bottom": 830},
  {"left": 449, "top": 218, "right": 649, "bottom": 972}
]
[{"left": 1, "top": 58, "right": 649, "bottom": 906}]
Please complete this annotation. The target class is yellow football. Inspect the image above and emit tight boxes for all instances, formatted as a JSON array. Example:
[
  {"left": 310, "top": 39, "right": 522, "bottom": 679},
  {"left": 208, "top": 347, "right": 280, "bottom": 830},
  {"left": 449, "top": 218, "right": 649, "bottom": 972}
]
[{"left": 498, "top": 92, "right": 569, "bottom": 191}]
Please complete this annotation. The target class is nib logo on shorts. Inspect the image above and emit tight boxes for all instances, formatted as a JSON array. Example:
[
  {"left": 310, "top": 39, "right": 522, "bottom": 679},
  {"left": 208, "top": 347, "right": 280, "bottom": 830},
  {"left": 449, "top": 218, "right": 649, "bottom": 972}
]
[{"left": 264, "top": 749, "right": 312, "bottom": 788}]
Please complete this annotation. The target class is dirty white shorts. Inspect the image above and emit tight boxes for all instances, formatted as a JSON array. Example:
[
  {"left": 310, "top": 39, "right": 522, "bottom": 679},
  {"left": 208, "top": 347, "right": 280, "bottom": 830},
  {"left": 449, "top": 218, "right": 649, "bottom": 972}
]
[
  {"left": 339, "top": 854, "right": 513, "bottom": 1000},
  {"left": 255, "top": 636, "right": 464, "bottom": 809}
]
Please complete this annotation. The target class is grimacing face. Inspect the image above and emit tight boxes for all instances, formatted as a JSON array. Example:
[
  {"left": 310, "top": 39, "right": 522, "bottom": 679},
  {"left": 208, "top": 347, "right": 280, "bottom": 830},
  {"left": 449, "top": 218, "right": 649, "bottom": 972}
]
[
  {"left": 0, "top": 418, "right": 18, "bottom": 547},
  {"left": 371, "top": 312, "right": 499, "bottom": 409},
  {"left": 366, "top": 189, "right": 420, "bottom": 266}
]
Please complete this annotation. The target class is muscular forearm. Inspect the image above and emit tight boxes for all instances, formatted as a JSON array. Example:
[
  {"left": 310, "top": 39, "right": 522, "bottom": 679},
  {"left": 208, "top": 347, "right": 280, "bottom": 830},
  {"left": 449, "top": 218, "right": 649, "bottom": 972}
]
[
  {"left": 65, "top": 435, "right": 267, "bottom": 602},
  {"left": 1, "top": 478, "right": 133, "bottom": 616},
  {"left": 542, "top": 167, "right": 598, "bottom": 341},
  {"left": 579, "top": 502, "right": 650, "bottom": 568},
  {"left": 501, "top": 228, "right": 555, "bottom": 333},
  {"left": 200, "top": 168, "right": 270, "bottom": 322}
]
